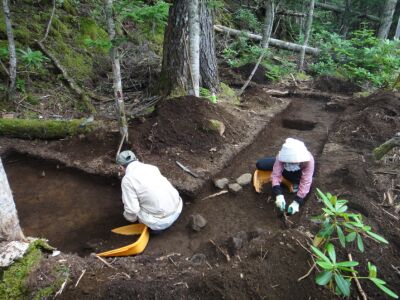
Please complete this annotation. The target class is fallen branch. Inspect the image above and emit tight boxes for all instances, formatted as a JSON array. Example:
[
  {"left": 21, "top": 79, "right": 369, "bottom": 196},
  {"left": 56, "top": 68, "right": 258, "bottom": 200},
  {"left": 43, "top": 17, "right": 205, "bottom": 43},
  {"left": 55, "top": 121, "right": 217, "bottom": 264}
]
[
  {"left": 53, "top": 275, "right": 68, "bottom": 298},
  {"left": 74, "top": 269, "right": 86, "bottom": 288},
  {"left": 315, "top": 2, "right": 379, "bottom": 22},
  {"left": 201, "top": 190, "right": 228, "bottom": 201},
  {"left": 348, "top": 253, "right": 368, "bottom": 300},
  {"left": 91, "top": 253, "right": 117, "bottom": 269},
  {"left": 373, "top": 134, "right": 400, "bottom": 160},
  {"left": 209, "top": 239, "right": 230, "bottom": 262},
  {"left": 371, "top": 202, "right": 399, "bottom": 221},
  {"left": 214, "top": 24, "right": 320, "bottom": 55}
]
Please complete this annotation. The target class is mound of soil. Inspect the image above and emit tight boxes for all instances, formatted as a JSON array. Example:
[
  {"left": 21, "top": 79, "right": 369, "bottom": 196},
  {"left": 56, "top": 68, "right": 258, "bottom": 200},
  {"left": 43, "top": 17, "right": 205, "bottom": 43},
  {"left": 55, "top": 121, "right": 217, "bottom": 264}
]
[
  {"left": 133, "top": 96, "right": 243, "bottom": 155},
  {"left": 234, "top": 63, "right": 269, "bottom": 84},
  {"left": 313, "top": 76, "right": 361, "bottom": 95},
  {"left": 331, "top": 91, "right": 400, "bottom": 149}
]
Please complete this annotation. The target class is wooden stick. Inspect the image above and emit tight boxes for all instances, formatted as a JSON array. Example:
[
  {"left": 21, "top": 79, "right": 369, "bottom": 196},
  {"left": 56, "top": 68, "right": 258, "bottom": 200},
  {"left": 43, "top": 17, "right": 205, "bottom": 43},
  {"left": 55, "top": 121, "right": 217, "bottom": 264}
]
[
  {"left": 209, "top": 239, "right": 230, "bottom": 262},
  {"left": 74, "top": 269, "right": 86, "bottom": 288},
  {"left": 371, "top": 202, "right": 399, "bottom": 221},
  {"left": 348, "top": 253, "right": 368, "bottom": 300},
  {"left": 201, "top": 190, "right": 228, "bottom": 200},
  {"left": 91, "top": 253, "right": 117, "bottom": 269},
  {"left": 297, "top": 262, "right": 316, "bottom": 282},
  {"left": 40, "top": 0, "right": 56, "bottom": 42},
  {"left": 53, "top": 275, "right": 68, "bottom": 298}
]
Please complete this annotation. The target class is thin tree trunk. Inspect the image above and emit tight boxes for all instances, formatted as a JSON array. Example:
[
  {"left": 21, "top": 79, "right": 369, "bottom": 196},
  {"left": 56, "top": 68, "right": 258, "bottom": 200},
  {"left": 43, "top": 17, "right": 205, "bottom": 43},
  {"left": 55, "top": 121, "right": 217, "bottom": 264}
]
[
  {"left": 199, "top": 0, "right": 219, "bottom": 93},
  {"left": 340, "top": 0, "right": 352, "bottom": 38},
  {"left": 188, "top": 0, "right": 200, "bottom": 96},
  {"left": 298, "top": 0, "right": 315, "bottom": 71},
  {"left": 378, "top": 0, "right": 398, "bottom": 39},
  {"left": 40, "top": 0, "right": 56, "bottom": 42},
  {"left": 0, "top": 158, "right": 24, "bottom": 241},
  {"left": 104, "top": 0, "right": 128, "bottom": 141},
  {"left": 214, "top": 25, "right": 320, "bottom": 55},
  {"left": 238, "top": 0, "right": 275, "bottom": 96},
  {"left": 2, "top": 0, "right": 17, "bottom": 102},
  {"left": 393, "top": 14, "right": 400, "bottom": 38}
]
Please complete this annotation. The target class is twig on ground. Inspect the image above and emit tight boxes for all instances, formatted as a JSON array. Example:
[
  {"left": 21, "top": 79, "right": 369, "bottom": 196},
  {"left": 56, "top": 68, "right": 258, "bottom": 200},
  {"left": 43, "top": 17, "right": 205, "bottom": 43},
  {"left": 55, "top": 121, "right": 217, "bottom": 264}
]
[
  {"left": 294, "top": 238, "right": 312, "bottom": 255},
  {"left": 173, "top": 282, "right": 189, "bottom": 288},
  {"left": 371, "top": 202, "right": 399, "bottom": 221},
  {"left": 169, "top": 256, "right": 178, "bottom": 267},
  {"left": 156, "top": 253, "right": 181, "bottom": 261},
  {"left": 297, "top": 261, "right": 316, "bottom": 282},
  {"left": 53, "top": 275, "right": 68, "bottom": 298},
  {"left": 201, "top": 190, "right": 228, "bottom": 201},
  {"left": 210, "top": 239, "right": 231, "bottom": 262},
  {"left": 348, "top": 253, "right": 368, "bottom": 300},
  {"left": 91, "top": 253, "right": 117, "bottom": 269},
  {"left": 74, "top": 269, "right": 86, "bottom": 288},
  {"left": 391, "top": 264, "right": 400, "bottom": 276}
]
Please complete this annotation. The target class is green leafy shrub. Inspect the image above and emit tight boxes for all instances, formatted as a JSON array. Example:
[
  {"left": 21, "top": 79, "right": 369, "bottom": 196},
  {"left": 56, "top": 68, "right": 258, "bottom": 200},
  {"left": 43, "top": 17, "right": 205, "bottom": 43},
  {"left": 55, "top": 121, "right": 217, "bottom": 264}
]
[
  {"left": 18, "top": 47, "right": 49, "bottom": 70},
  {"left": 311, "top": 189, "right": 398, "bottom": 298},
  {"left": 234, "top": 9, "right": 260, "bottom": 33},
  {"left": 311, "top": 29, "right": 400, "bottom": 87}
]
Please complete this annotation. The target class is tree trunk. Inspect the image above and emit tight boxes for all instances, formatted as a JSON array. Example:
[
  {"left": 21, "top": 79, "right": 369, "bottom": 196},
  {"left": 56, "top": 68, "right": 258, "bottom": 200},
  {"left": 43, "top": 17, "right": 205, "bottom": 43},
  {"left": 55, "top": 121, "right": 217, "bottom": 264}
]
[
  {"left": 2, "top": 0, "right": 17, "bottom": 102},
  {"left": 340, "top": 0, "right": 352, "bottom": 38},
  {"left": 199, "top": 0, "right": 219, "bottom": 93},
  {"left": 214, "top": 25, "right": 320, "bottom": 55},
  {"left": 373, "top": 134, "right": 400, "bottom": 160},
  {"left": 314, "top": 2, "right": 380, "bottom": 22},
  {"left": 298, "top": 0, "right": 315, "bottom": 71},
  {"left": 160, "top": 0, "right": 191, "bottom": 95},
  {"left": 378, "top": 0, "right": 398, "bottom": 39},
  {"left": 160, "top": 0, "right": 219, "bottom": 96},
  {"left": 0, "top": 118, "right": 101, "bottom": 139},
  {"left": 188, "top": 0, "right": 200, "bottom": 96},
  {"left": 104, "top": 0, "right": 128, "bottom": 141},
  {"left": 0, "top": 158, "right": 24, "bottom": 241},
  {"left": 394, "top": 14, "right": 400, "bottom": 39},
  {"left": 239, "top": 0, "right": 275, "bottom": 96}
]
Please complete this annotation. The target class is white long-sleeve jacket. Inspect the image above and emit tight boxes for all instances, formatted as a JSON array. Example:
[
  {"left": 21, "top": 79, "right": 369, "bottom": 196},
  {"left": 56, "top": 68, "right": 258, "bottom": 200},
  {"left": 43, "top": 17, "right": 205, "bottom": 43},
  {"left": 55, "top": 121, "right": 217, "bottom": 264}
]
[{"left": 121, "top": 161, "right": 182, "bottom": 230}]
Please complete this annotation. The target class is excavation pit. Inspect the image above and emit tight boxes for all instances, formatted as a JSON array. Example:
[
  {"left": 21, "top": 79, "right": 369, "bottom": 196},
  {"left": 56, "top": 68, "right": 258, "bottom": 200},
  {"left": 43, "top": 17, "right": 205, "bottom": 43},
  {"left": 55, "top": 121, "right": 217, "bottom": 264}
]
[
  {"left": 281, "top": 118, "right": 317, "bottom": 131},
  {"left": 3, "top": 152, "right": 128, "bottom": 256}
]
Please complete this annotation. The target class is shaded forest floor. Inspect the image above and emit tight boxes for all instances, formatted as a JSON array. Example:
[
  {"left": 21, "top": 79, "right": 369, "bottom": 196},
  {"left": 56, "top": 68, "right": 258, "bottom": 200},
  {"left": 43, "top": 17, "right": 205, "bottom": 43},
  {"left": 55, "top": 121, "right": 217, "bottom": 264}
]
[{"left": 1, "top": 77, "right": 400, "bottom": 299}]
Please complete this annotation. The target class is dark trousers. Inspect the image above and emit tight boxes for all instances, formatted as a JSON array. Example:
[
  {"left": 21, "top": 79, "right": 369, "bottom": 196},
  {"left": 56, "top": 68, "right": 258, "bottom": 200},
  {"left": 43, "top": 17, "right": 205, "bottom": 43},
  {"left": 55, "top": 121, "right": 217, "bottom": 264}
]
[{"left": 256, "top": 157, "right": 302, "bottom": 184}]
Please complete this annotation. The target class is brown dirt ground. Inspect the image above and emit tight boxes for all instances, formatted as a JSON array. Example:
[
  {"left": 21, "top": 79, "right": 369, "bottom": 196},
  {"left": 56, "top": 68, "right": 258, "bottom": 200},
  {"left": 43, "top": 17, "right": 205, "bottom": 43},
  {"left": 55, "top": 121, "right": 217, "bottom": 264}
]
[{"left": 2, "top": 82, "right": 400, "bottom": 299}]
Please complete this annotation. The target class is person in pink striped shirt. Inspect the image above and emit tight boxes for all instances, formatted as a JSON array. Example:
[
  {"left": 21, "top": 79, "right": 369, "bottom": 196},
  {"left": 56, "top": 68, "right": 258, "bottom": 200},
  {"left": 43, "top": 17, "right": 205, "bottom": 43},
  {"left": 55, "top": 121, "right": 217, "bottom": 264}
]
[{"left": 256, "top": 138, "right": 315, "bottom": 215}]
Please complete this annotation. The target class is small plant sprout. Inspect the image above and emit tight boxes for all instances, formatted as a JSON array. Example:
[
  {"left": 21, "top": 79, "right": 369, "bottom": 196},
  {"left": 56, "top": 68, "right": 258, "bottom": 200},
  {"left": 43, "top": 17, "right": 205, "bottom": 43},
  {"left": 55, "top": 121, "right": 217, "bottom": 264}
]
[{"left": 310, "top": 189, "right": 398, "bottom": 299}]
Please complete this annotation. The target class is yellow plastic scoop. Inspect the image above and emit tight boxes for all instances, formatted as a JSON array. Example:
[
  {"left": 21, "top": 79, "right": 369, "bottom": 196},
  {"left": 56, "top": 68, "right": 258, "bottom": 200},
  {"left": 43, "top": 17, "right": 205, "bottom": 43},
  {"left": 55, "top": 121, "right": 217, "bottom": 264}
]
[
  {"left": 253, "top": 170, "right": 294, "bottom": 193},
  {"left": 96, "top": 224, "right": 149, "bottom": 257}
]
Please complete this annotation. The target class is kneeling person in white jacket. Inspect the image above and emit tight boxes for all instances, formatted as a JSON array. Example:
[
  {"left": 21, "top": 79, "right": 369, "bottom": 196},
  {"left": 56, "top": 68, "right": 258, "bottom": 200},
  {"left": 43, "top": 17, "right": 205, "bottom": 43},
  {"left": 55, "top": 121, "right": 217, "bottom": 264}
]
[{"left": 116, "top": 150, "right": 183, "bottom": 233}]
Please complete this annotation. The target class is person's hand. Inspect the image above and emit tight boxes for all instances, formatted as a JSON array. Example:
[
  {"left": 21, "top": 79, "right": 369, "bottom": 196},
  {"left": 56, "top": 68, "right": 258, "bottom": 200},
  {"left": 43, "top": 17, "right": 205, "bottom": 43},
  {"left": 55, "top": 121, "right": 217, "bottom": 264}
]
[
  {"left": 275, "top": 195, "right": 286, "bottom": 211},
  {"left": 288, "top": 201, "right": 299, "bottom": 215}
]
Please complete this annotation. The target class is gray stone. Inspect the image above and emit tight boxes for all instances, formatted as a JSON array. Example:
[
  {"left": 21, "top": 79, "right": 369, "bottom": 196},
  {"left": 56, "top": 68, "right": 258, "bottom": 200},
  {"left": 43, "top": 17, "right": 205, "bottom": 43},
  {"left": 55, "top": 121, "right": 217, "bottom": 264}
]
[
  {"left": 213, "top": 178, "right": 229, "bottom": 189},
  {"left": 228, "top": 183, "right": 242, "bottom": 193},
  {"left": 189, "top": 214, "right": 207, "bottom": 231},
  {"left": 189, "top": 253, "right": 207, "bottom": 265},
  {"left": 236, "top": 173, "right": 252, "bottom": 186},
  {"left": 228, "top": 231, "right": 248, "bottom": 253}
]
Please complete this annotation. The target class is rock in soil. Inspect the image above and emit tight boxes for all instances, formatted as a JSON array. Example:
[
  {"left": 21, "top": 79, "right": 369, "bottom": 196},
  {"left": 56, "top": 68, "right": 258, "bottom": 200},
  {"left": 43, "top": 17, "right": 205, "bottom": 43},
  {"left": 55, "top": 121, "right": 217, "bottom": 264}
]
[
  {"left": 228, "top": 231, "right": 248, "bottom": 254},
  {"left": 236, "top": 173, "right": 252, "bottom": 186},
  {"left": 213, "top": 178, "right": 229, "bottom": 189},
  {"left": 189, "top": 214, "right": 208, "bottom": 232},
  {"left": 228, "top": 183, "right": 243, "bottom": 193}
]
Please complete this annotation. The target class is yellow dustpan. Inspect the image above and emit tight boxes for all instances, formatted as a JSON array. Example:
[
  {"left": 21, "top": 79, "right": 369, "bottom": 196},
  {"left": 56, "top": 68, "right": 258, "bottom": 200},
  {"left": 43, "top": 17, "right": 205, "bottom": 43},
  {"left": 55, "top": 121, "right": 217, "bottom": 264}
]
[
  {"left": 253, "top": 170, "right": 294, "bottom": 193},
  {"left": 97, "top": 223, "right": 149, "bottom": 257}
]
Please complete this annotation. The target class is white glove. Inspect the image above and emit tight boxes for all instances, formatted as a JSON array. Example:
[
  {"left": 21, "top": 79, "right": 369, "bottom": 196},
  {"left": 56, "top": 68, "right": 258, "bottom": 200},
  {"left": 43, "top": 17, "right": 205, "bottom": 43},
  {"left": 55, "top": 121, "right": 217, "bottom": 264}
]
[
  {"left": 288, "top": 201, "right": 300, "bottom": 215},
  {"left": 275, "top": 195, "right": 286, "bottom": 211}
]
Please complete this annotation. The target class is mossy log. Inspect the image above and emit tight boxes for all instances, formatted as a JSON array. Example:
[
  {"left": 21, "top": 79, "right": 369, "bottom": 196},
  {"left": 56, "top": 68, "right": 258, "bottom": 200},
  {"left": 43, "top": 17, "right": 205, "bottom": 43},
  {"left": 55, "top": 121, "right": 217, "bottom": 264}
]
[
  {"left": 0, "top": 118, "right": 101, "bottom": 139},
  {"left": 373, "top": 134, "right": 400, "bottom": 160}
]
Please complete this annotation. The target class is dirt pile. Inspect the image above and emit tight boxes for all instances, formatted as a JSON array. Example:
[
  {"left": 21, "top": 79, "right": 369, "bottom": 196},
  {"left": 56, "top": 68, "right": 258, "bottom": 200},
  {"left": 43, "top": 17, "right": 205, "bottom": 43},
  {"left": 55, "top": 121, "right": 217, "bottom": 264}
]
[
  {"left": 313, "top": 76, "right": 361, "bottom": 95},
  {"left": 234, "top": 63, "right": 269, "bottom": 84},
  {"left": 331, "top": 91, "right": 400, "bottom": 149},
  {"left": 131, "top": 96, "right": 244, "bottom": 155}
]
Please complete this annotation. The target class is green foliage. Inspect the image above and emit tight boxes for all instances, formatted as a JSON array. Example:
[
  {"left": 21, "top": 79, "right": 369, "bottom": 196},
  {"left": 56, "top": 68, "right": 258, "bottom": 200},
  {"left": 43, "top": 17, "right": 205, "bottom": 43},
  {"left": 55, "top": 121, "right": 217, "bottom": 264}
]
[
  {"left": 0, "top": 46, "right": 8, "bottom": 60},
  {"left": 311, "top": 189, "right": 398, "bottom": 299},
  {"left": 0, "top": 239, "right": 52, "bottom": 299},
  {"left": 16, "top": 78, "right": 26, "bottom": 93},
  {"left": 83, "top": 38, "right": 112, "bottom": 51},
  {"left": 311, "top": 29, "right": 400, "bottom": 87},
  {"left": 234, "top": 9, "right": 260, "bottom": 33},
  {"left": 18, "top": 48, "right": 49, "bottom": 69}
]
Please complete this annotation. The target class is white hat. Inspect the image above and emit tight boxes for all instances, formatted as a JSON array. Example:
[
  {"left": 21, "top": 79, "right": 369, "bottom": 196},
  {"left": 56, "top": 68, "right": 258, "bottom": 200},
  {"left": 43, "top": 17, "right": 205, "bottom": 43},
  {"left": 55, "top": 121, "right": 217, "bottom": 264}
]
[
  {"left": 116, "top": 150, "right": 137, "bottom": 165},
  {"left": 278, "top": 138, "right": 310, "bottom": 163}
]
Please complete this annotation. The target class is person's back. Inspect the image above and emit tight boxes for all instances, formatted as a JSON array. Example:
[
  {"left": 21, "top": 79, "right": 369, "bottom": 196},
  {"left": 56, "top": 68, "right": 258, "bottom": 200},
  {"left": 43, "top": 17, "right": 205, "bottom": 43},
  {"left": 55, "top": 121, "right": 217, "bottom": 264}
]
[{"left": 123, "top": 161, "right": 180, "bottom": 218}]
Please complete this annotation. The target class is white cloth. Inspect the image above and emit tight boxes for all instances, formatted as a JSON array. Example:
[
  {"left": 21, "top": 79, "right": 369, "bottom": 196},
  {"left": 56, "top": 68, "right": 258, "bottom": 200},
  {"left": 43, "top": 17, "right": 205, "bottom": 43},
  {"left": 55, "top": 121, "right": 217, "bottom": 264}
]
[
  {"left": 278, "top": 138, "right": 311, "bottom": 163},
  {"left": 283, "top": 162, "right": 301, "bottom": 172},
  {"left": 121, "top": 161, "right": 182, "bottom": 230}
]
